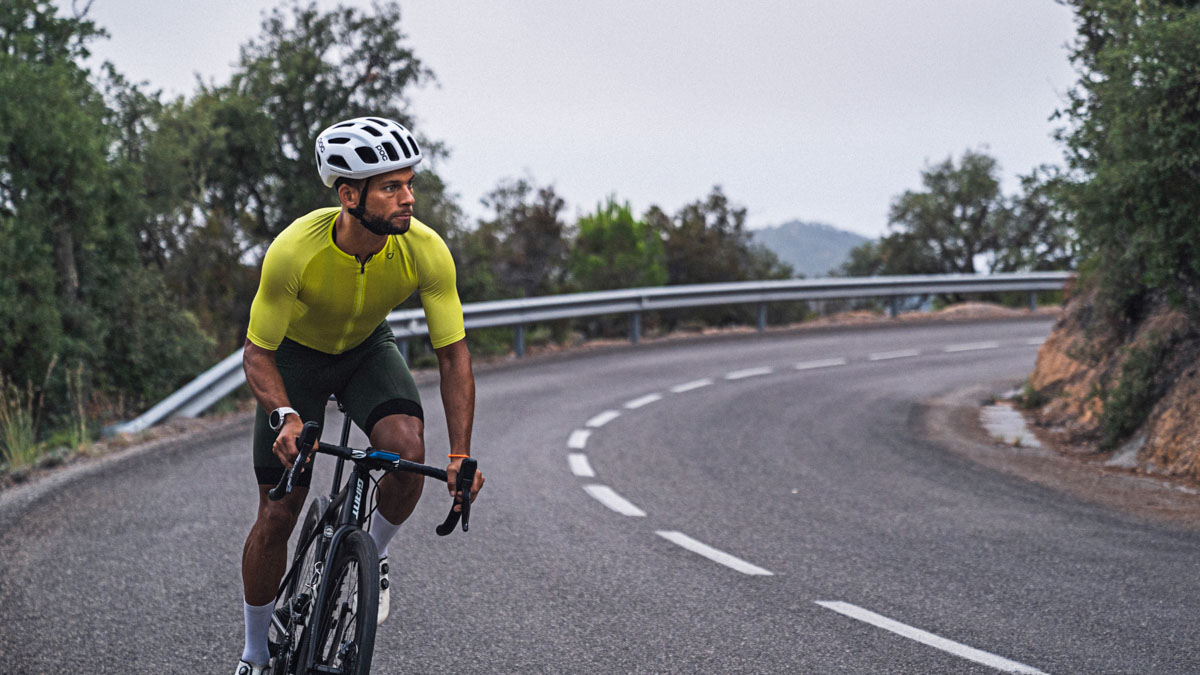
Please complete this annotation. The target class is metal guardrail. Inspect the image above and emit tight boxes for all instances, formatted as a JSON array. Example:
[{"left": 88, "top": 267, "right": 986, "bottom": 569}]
[{"left": 106, "top": 272, "right": 1071, "bottom": 434}]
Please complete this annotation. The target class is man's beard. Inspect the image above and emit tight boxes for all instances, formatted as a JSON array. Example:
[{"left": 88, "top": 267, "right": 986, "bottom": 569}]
[{"left": 358, "top": 209, "right": 410, "bottom": 236}]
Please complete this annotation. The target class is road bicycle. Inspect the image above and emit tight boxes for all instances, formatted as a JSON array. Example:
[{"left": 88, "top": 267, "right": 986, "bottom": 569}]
[{"left": 266, "top": 404, "right": 476, "bottom": 674}]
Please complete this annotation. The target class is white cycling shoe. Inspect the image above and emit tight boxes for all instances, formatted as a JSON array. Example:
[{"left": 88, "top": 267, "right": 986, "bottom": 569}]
[
  {"left": 234, "top": 659, "right": 270, "bottom": 675},
  {"left": 377, "top": 556, "right": 390, "bottom": 625}
]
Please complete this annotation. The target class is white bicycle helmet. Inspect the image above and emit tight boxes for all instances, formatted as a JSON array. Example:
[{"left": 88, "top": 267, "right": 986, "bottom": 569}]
[{"left": 315, "top": 116, "right": 423, "bottom": 187}]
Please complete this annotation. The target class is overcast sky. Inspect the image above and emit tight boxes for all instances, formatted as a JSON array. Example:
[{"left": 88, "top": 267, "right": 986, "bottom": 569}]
[{"left": 73, "top": 1, "right": 1080, "bottom": 238}]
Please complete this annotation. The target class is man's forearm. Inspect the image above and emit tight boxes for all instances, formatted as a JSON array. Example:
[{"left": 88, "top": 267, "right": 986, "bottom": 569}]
[{"left": 436, "top": 340, "right": 476, "bottom": 456}]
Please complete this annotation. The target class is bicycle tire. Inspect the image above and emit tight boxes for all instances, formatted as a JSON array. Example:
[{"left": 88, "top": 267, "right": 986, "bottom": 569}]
[
  {"left": 310, "top": 529, "right": 378, "bottom": 675},
  {"left": 271, "top": 495, "right": 329, "bottom": 674}
]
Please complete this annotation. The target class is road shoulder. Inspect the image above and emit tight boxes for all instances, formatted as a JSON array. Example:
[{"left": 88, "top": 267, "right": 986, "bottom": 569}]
[{"left": 916, "top": 381, "right": 1200, "bottom": 531}]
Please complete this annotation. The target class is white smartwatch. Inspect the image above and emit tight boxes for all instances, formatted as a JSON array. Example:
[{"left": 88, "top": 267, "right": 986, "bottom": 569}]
[{"left": 269, "top": 406, "right": 299, "bottom": 431}]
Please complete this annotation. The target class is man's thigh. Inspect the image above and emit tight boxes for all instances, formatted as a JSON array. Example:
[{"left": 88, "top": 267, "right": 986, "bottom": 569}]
[{"left": 338, "top": 332, "right": 424, "bottom": 442}]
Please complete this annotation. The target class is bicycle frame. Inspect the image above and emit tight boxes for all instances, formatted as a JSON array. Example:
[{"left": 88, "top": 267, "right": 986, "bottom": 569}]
[{"left": 268, "top": 408, "right": 476, "bottom": 673}]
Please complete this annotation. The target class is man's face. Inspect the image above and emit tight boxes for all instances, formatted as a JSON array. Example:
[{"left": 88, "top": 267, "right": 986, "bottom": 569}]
[{"left": 358, "top": 167, "right": 416, "bottom": 235}]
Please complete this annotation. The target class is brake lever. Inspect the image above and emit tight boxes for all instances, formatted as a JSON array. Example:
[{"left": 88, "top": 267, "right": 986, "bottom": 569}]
[
  {"left": 435, "top": 457, "right": 476, "bottom": 536},
  {"left": 268, "top": 421, "right": 321, "bottom": 501}
]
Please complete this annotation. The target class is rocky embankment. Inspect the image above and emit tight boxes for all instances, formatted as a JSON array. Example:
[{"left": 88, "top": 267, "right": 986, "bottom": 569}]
[{"left": 1028, "top": 281, "right": 1200, "bottom": 482}]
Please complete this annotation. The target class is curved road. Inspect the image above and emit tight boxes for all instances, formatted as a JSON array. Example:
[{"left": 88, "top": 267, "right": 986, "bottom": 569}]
[{"left": 3, "top": 318, "right": 1199, "bottom": 673}]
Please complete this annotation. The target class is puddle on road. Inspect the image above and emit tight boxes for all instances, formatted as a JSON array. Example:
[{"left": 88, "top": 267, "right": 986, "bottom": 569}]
[{"left": 980, "top": 404, "right": 1041, "bottom": 448}]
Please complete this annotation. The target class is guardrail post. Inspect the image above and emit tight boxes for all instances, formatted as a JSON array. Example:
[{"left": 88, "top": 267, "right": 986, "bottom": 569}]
[
  {"left": 1028, "top": 291, "right": 1037, "bottom": 312},
  {"left": 397, "top": 338, "right": 409, "bottom": 363},
  {"left": 889, "top": 297, "right": 900, "bottom": 318},
  {"left": 630, "top": 312, "right": 641, "bottom": 345},
  {"left": 756, "top": 303, "right": 767, "bottom": 332},
  {"left": 515, "top": 325, "right": 526, "bottom": 357}
]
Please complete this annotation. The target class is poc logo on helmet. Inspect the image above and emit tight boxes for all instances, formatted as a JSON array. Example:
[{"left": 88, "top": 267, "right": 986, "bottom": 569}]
[
  {"left": 317, "top": 138, "right": 325, "bottom": 153},
  {"left": 376, "top": 144, "right": 387, "bottom": 161}
]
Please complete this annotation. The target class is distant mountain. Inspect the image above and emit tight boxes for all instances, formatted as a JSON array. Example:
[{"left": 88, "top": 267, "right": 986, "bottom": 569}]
[{"left": 750, "top": 220, "right": 870, "bottom": 278}]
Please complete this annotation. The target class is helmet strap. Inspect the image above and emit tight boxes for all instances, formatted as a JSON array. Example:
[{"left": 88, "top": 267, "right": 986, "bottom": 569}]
[{"left": 346, "top": 176, "right": 371, "bottom": 221}]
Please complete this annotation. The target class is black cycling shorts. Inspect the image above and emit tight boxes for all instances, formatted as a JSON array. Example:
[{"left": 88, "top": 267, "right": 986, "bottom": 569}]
[{"left": 252, "top": 321, "right": 423, "bottom": 487}]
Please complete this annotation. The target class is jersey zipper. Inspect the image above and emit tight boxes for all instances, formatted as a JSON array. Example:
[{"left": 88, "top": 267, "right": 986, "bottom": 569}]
[{"left": 335, "top": 256, "right": 370, "bottom": 352}]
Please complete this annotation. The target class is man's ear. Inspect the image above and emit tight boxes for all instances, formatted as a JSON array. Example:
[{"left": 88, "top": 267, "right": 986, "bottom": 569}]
[{"left": 336, "top": 183, "right": 359, "bottom": 208}]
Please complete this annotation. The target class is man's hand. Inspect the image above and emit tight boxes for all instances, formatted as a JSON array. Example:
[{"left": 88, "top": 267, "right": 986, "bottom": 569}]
[
  {"left": 446, "top": 457, "right": 485, "bottom": 512},
  {"left": 272, "top": 415, "right": 305, "bottom": 469}
]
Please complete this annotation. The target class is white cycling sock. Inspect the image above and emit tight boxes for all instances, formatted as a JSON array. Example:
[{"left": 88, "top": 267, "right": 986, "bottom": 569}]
[
  {"left": 369, "top": 510, "right": 402, "bottom": 558},
  {"left": 241, "top": 599, "right": 275, "bottom": 666}
]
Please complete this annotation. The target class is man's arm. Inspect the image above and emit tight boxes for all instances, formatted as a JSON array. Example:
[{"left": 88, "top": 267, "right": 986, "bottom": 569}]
[
  {"left": 243, "top": 340, "right": 303, "bottom": 468},
  {"left": 435, "top": 338, "right": 483, "bottom": 505}
]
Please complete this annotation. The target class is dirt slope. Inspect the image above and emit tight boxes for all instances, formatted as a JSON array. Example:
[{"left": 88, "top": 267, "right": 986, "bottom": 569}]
[{"left": 1028, "top": 280, "right": 1200, "bottom": 482}]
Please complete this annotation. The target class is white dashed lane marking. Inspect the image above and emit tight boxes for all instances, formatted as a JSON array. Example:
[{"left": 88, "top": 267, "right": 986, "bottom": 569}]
[
  {"left": 944, "top": 341, "right": 1001, "bottom": 353},
  {"left": 584, "top": 485, "right": 647, "bottom": 517},
  {"left": 586, "top": 410, "right": 621, "bottom": 428},
  {"left": 567, "top": 429, "right": 591, "bottom": 450},
  {"left": 671, "top": 378, "right": 714, "bottom": 393},
  {"left": 725, "top": 367, "right": 774, "bottom": 380},
  {"left": 794, "top": 357, "right": 848, "bottom": 370},
  {"left": 656, "top": 531, "right": 774, "bottom": 576},
  {"left": 567, "top": 453, "right": 595, "bottom": 478},
  {"left": 815, "top": 602, "right": 1047, "bottom": 674},
  {"left": 624, "top": 393, "right": 663, "bottom": 409},
  {"left": 869, "top": 349, "right": 921, "bottom": 361}
]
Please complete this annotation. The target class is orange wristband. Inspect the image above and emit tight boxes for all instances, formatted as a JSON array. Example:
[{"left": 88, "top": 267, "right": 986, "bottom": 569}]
[{"left": 448, "top": 454, "right": 470, "bottom": 459}]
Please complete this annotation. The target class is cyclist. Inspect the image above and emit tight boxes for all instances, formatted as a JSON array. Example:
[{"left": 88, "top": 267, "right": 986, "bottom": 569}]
[{"left": 234, "top": 116, "right": 485, "bottom": 675}]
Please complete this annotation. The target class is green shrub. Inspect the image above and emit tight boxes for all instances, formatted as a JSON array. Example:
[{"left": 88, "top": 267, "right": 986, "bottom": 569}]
[{"left": 1099, "top": 339, "right": 1171, "bottom": 449}]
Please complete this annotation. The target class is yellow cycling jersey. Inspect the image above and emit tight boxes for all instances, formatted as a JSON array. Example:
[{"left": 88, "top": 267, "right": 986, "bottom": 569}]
[{"left": 247, "top": 207, "right": 465, "bottom": 354}]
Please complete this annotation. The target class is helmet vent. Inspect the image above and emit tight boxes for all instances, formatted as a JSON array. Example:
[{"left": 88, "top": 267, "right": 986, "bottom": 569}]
[
  {"left": 380, "top": 142, "right": 399, "bottom": 161},
  {"left": 367, "top": 117, "right": 388, "bottom": 126},
  {"left": 327, "top": 136, "right": 351, "bottom": 145},
  {"left": 391, "top": 131, "right": 412, "bottom": 159},
  {"left": 327, "top": 155, "right": 351, "bottom": 170},
  {"left": 333, "top": 122, "right": 355, "bottom": 129},
  {"left": 362, "top": 124, "right": 383, "bottom": 137},
  {"left": 406, "top": 136, "right": 420, "bottom": 156},
  {"left": 354, "top": 146, "right": 379, "bottom": 164}
]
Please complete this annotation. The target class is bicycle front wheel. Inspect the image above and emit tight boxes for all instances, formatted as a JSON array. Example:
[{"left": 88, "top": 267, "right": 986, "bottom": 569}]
[
  {"left": 271, "top": 495, "right": 328, "bottom": 674},
  {"left": 311, "top": 529, "right": 378, "bottom": 675}
]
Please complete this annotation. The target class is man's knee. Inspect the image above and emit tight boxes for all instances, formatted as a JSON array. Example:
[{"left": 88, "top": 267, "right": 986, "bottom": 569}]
[
  {"left": 253, "top": 492, "right": 304, "bottom": 544},
  {"left": 369, "top": 415, "right": 425, "bottom": 463}
]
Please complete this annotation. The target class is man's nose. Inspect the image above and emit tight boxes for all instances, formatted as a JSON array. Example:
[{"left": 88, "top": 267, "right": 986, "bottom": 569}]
[{"left": 398, "top": 185, "right": 415, "bottom": 205}]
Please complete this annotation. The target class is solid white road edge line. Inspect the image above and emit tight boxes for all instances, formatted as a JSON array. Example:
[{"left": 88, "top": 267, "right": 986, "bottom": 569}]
[
  {"left": 586, "top": 410, "right": 621, "bottom": 428},
  {"left": 869, "top": 349, "right": 921, "bottom": 361},
  {"left": 794, "top": 357, "right": 848, "bottom": 370},
  {"left": 814, "top": 601, "right": 1047, "bottom": 675},
  {"left": 567, "top": 429, "right": 591, "bottom": 450},
  {"left": 625, "top": 393, "right": 663, "bottom": 409},
  {"left": 944, "top": 341, "right": 1001, "bottom": 352},
  {"left": 671, "top": 378, "right": 714, "bottom": 393},
  {"left": 567, "top": 453, "right": 595, "bottom": 478},
  {"left": 1026, "top": 337, "right": 1047, "bottom": 346},
  {"left": 655, "top": 531, "right": 774, "bottom": 576},
  {"left": 583, "top": 485, "right": 647, "bottom": 517},
  {"left": 725, "top": 367, "right": 774, "bottom": 380}
]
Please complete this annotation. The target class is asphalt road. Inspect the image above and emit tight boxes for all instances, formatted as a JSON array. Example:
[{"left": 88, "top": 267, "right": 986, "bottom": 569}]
[{"left": 3, "top": 318, "right": 1199, "bottom": 674}]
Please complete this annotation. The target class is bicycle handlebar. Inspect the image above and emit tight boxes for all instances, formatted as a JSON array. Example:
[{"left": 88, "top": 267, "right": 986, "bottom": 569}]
[{"left": 268, "top": 421, "right": 475, "bottom": 535}]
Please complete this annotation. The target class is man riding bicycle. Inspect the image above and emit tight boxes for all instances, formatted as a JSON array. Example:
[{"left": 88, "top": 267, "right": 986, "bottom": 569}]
[{"left": 235, "top": 116, "right": 485, "bottom": 675}]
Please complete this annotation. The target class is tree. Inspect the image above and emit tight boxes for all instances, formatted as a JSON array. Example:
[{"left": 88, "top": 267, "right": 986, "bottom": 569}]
[
  {"left": 651, "top": 186, "right": 793, "bottom": 287},
  {"left": 569, "top": 197, "right": 666, "bottom": 292},
  {"left": 0, "top": 0, "right": 213, "bottom": 424},
  {"left": 1055, "top": 0, "right": 1200, "bottom": 320},
  {"left": 229, "top": 0, "right": 437, "bottom": 240},
  {"left": 841, "top": 150, "right": 1078, "bottom": 278},
  {"left": 472, "top": 178, "right": 570, "bottom": 299},
  {"left": 647, "top": 187, "right": 794, "bottom": 328},
  {"left": 886, "top": 150, "right": 1004, "bottom": 274}
]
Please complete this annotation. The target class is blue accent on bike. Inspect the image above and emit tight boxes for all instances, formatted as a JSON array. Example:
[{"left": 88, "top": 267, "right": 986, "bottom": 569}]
[{"left": 367, "top": 450, "right": 402, "bottom": 462}]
